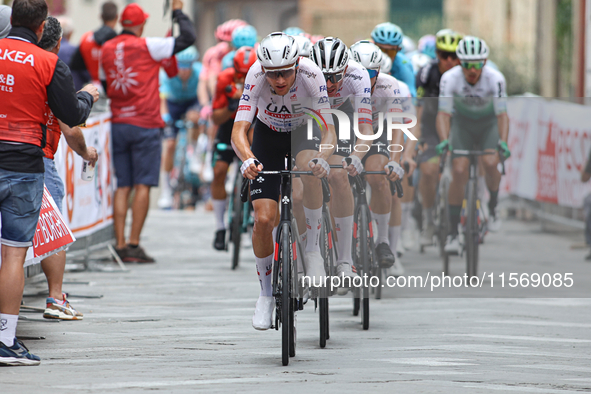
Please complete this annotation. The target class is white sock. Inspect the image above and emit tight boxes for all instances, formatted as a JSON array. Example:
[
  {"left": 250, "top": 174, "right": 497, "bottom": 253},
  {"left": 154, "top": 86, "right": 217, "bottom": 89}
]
[
  {"left": 334, "top": 216, "right": 353, "bottom": 264},
  {"left": 212, "top": 199, "right": 227, "bottom": 231},
  {"left": 160, "top": 171, "right": 171, "bottom": 194},
  {"left": 303, "top": 206, "right": 322, "bottom": 254},
  {"left": 0, "top": 314, "right": 18, "bottom": 347},
  {"left": 372, "top": 212, "right": 390, "bottom": 245},
  {"left": 400, "top": 202, "right": 413, "bottom": 231},
  {"left": 389, "top": 226, "right": 401, "bottom": 256},
  {"left": 255, "top": 253, "right": 274, "bottom": 297}
]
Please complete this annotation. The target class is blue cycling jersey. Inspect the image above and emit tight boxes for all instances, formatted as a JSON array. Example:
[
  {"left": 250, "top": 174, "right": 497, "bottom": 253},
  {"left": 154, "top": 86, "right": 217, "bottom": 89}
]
[
  {"left": 221, "top": 50, "right": 235, "bottom": 71},
  {"left": 159, "top": 62, "right": 202, "bottom": 103},
  {"left": 390, "top": 52, "right": 416, "bottom": 97}
]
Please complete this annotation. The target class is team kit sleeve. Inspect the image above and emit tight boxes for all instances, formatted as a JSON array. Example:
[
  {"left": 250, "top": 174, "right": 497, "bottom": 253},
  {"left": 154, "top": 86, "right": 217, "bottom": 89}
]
[
  {"left": 352, "top": 69, "right": 373, "bottom": 125},
  {"left": 493, "top": 71, "right": 508, "bottom": 115},
  {"left": 437, "top": 72, "right": 454, "bottom": 116},
  {"left": 303, "top": 63, "right": 334, "bottom": 127},
  {"left": 234, "top": 64, "right": 260, "bottom": 124}
]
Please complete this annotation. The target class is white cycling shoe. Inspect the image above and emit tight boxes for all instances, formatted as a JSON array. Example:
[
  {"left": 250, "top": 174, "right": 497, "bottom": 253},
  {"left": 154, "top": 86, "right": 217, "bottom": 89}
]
[
  {"left": 488, "top": 213, "right": 502, "bottom": 233},
  {"left": 420, "top": 223, "right": 436, "bottom": 246},
  {"left": 252, "top": 296, "right": 274, "bottom": 330},
  {"left": 387, "top": 257, "right": 405, "bottom": 278},
  {"left": 444, "top": 235, "right": 461, "bottom": 255},
  {"left": 304, "top": 251, "right": 326, "bottom": 287},
  {"left": 157, "top": 192, "right": 173, "bottom": 210},
  {"left": 336, "top": 261, "right": 358, "bottom": 295}
]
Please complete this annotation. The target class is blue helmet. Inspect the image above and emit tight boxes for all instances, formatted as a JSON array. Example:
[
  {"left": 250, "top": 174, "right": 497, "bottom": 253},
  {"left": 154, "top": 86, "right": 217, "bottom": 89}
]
[
  {"left": 232, "top": 25, "right": 257, "bottom": 49},
  {"left": 418, "top": 35, "right": 437, "bottom": 59},
  {"left": 283, "top": 26, "right": 304, "bottom": 36},
  {"left": 176, "top": 46, "right": 199, "bottom": 68},
  {"left": 371, "top": 22, "right": 403, "bottom": 47}
]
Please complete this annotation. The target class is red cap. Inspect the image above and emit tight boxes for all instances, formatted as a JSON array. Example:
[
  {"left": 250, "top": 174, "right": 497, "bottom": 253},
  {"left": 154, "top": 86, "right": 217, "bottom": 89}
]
[{"left": 120, "top": 3, "right": 149, "bottom": 27}]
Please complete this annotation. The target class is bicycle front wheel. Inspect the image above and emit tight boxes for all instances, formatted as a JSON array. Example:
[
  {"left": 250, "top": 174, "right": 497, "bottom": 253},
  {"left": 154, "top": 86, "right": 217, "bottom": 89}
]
[
  {"left": 280, "top": 222, "right": 295, "bottom": 365},
  {"left": 356, "top": 207, "right": 370, "bottom": 330},
  {"left": 230, "top": 175, "right": 243, "bottom": 270},
  {"left": 465, "top": 180, "right": 479, "bottom": 277}
]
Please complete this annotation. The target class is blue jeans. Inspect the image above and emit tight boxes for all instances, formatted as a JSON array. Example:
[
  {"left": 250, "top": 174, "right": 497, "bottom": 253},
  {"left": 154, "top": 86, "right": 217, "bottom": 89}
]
[
  {"left": 43, "top": 158, "right": 64, "bottom": 214},
  {"left": 0, "top": 168, "right": 44, "bottom": 247}
]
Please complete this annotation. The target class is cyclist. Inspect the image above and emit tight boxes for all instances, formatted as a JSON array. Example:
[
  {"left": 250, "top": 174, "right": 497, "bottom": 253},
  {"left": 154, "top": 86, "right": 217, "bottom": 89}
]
[
  {"left": 310, "top": 37, "right": 402, "bottom": 281},
  {"left": 416, "top": 29, "right": 462, "bottom": 247},
  {"left": 283, "top": 26, "right": 304, "bottom": 36},
  {"left": 349, "top": 40, "right": 406, "bottom": 277},
  {"left": 418, "top": 34, "right": 437, "bottom": 59},
  {"left": 292, "top": 34, "right": 312, "bottom": 58},
  {"left": 231, "top": 33, "right": 337, "bottom": 330},
  {"left": 211, "top": 46, "right": 257, "bottom": 250},
  {"left": 158, "top": 46, "right": 203, "bottom": 209},
  {"left": 436, "top": 36, "right": 510, "bottom": 254},
  {"left": 371, "top": 22, "right": 417, "bottom": 97},
  {"left": 221, "top": 24, "right": 258, "bottom": 71}
]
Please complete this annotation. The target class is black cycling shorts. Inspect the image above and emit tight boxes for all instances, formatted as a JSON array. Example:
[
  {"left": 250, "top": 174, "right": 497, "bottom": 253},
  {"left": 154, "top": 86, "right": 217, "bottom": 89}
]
[
  {"left": 249, "top": 119, "right": 320, "bottom": 202},
  {"left": 213, "top": 118, "right": 236, "bottom": 165}
]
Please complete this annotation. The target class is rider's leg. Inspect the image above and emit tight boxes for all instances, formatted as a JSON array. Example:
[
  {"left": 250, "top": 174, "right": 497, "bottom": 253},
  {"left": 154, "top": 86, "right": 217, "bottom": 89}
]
[
  {"left": 400, "top": 175, "right": 415, "bottom": 249},
  {"left": 159, "top": 137, "right": 177, "bottom": 208},
  {"left": 211, "top": 159, "right": 229, "bottom": 249},
  {"left": 419, "top": 158, "right": 439, "bottom": 243},
  {"left": 327, "top": 155, "right": 355, "bottom": 265},
  {"left": 252, "top": 199, "right": 278, "bottom": 296}
]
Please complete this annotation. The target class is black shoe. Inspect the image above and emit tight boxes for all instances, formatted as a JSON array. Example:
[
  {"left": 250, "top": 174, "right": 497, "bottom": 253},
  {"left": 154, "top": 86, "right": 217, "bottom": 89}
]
[
  {"left": 213, "top": 229, "right": 226, "bottom": 251},
  {"left": 375, "top": 243, "right": 395, "bottom": 268},
  {"left": 125, "top": 245, "right": 156, "bottom": 263}
]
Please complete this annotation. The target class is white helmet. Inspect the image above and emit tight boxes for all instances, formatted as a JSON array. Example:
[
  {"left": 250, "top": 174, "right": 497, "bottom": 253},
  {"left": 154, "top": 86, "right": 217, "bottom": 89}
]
[
  {"left": 380, "top": 51, "right": 392, "bottom": 74},
  {"left": 292, "top": 34, "right": 312, "bottom": 57},
  {"left": 401, "top": 35, "right": 416, "bottom": 54},
  {"left": 410, "top": 53, "right": 432, "bottom": 73},
  {"left": 349, "top": 40, "right": 382, "bottom": 70},
  {"left": 257, "top": 32, "right": 300, "bottom": 68},
  {"left": 310, "top": 37, "right": 349, "bottom": 73},
  {"left": 456, "top": 36, "right": 489, "bottom": 61}
]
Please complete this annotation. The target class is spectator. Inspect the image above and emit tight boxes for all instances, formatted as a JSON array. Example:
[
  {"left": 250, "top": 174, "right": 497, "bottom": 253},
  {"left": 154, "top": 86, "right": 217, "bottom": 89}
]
[
  {"left": 100, "top": 0, "right": 196, "bottom": 263},
  {"left": 581, "top": 148, "right": 591, "bottom": 261},
  {"left": 56, "top": 16, "right": 75, "bottom": 65},
  {"left": 70, "top": 1, "right": 118, "bottom": 88},
  {"left": 0, "top": 0, "right": 98, "bottom": 366},
  {"left": 38, "top": 16, "right": 99, "bottom": 320},
  {"left": 0, "top": 5, "right": 10, "bottom": 38}
]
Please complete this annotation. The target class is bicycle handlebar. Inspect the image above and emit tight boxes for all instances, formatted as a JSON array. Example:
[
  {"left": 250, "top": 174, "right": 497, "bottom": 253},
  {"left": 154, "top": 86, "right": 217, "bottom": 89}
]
[{"left": 439, "top": 145, "right": 507, "bottom": 175}]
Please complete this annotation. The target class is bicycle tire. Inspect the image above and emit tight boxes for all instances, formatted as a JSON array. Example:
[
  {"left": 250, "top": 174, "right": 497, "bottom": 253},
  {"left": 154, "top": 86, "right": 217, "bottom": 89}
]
[
  {"left": 357, "top": 207, "right": 370, "bottom": 330},
  {"left": 375, "top": 268, "right": 383, "bottom": 300},
  {"left": 437, "top": 175, "right": 451, "bottom": 272},
  {"left": 230, "top": 175, "right": 243, "bottom": 270},
  {"left": 319, "top": 212, "right": 331, "bottom": 348},
  {"left": 280, "top": 222, "right": 292, "bottom": 366},
  {"left": 465, "top": 180, "right": 479, "bottom": 277},
  {"left": 353, "top": 288, "right": 360, "bottom": 316}
]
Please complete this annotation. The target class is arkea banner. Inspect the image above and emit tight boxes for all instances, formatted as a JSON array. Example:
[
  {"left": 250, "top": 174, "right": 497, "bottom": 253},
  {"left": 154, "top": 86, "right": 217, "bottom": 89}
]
[
  {"left": 0, "top": 186, "right": 76, "bottom": 269},
  {"left": 502, "top": 97, "right": 591, "bottom": 208},
  {"left": 54, "top": 112, "right": 115, "bottom": 237}
]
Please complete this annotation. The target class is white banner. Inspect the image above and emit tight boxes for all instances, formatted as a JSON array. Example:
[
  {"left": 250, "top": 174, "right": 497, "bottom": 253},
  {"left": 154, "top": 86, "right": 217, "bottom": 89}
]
[
  {"left": 54, "top": 112, "right": 115, "bottom": 237},
  {"left": 502, "top": 98, "right": 591, "bottom": 208}
]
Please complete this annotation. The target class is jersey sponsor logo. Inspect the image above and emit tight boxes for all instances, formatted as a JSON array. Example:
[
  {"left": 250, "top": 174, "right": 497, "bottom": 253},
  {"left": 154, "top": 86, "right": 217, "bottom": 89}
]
[
  {"left": 289, "top": 85, "right": 298, "bottom": 93},
  {"left": 299, "top": 69, "right": 317, "bottom": 79},
  {"left": 0, "top": 49, "right": 35, "bottom": 67},
  {"left": 359, "top": 108, "right": 372, "bottom": 114},
  {"left": 320, "top": 85, "right": 327, "bottom": 92},
  {"left": 244, "top": 84, "right": 255, "bottom": 91},
  {"left": 0, "top": 73, "right": 15, "bottom": 93},
  {"left": 360, "top": 97, "right": 371, "bottom": 104},
  {"left": 237, "top": 105, "right": 251, "bottom": 111},
  {"left": 254, "top": 71, "right": 265, "bottom": 78},
  {"left": 364, "top": 88, "right": 371, "bottom": 93},
  {"left": 108, "top": 41, "right": 138, "bottom": 95},
  {"left": 241, "top": 94, "right": 250, "bottom": 101},
  {"left": 250, "top": 188, "right": 262, "bottom": 196},
  {"left": 318, "top": 96, "right": 329, "bottom": 104},
  {"left": 290, "top": 94, "right": 297, "bottom": 100},
  {"left": 345, "top": 73, "right": 362, "bottom": 81}
]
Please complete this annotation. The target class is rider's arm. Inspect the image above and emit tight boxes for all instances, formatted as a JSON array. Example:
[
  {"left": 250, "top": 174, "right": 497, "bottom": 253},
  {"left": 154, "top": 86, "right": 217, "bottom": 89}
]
[
  {"left": 494, "top": 72, "right": 509, "bottom": 142},
  {"left": 197, "top": 80, "right": 210, "bottom": 108},
  {"left": 436, "top": 71, "right": 453, "bottom": 142},
  {"left": 231, "top": 120, "right": 254, "bottom": 162},
  {"left": 497, "top": 112, "right": 509, "bottom": 142},
  {"left": 414, "top": 105, "right": 423, "bottom": 140},
  {"left": 57, "top": 119, "right": 98, "bottom": 166},
  {"left": 436, "top": 112, "right": 451, "bottom": 142}
]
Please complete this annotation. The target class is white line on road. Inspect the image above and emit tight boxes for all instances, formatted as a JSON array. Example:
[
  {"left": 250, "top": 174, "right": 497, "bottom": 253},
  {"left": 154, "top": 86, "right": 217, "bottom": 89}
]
[{"left": 444, "top": 334, "right": 591, "bottom": 343}]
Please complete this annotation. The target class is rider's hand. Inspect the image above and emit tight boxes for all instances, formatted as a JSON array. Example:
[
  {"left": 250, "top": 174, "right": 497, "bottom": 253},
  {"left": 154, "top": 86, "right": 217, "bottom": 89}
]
[
  {"left": 384, "top": 161, "right": 404, "bottom": 182},
  {"left": 342, "top": 155, "right": 363, "bottom": 177},
  {"left": 79, "top": 84, "right": 99, "bottom": 103},
  {"left": 498, "top": 140, "right": 511, "bottom": 158},
  {"left": 309, "top": 158, "right": 329, "bottom": 178},
  {"left": 435, "top": 139, "right": 451, "bottom": 155},
  {"left": 403, "top": 158, "right": 417, "bottom": 178},
  {"left": 240, "top": 158, "right": 262, "bottom": 180},
  {"left": 82, "top": 147, "right": 98, "bottom": 167}
]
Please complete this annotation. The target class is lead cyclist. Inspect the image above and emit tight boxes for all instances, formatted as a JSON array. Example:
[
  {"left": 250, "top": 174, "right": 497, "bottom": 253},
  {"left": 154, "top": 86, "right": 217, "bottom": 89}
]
[
  {"left": 435, "top": 36, "right": 511, "bottom": 255},
  {"left": 231, "top": 33, "right": 338, "bottom": 330}
]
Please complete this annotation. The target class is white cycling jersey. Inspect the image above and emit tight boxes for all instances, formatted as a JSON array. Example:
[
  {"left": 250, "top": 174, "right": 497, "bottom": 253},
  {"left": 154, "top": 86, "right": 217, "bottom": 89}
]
[
  {"left": 398, "top": 80, "right": 416, "bottom": 124},
  {"left": 371, "top": 73, "right": 403, "bottom": 130},
  {"left": 330, "top": 60, "right": 372, "bottom": 125},
  {"left": 235, "top": 57, "right": 334, "bottom": 132},
  {"left": 438, "top": 64, "right": 507, "bottom": 119}
]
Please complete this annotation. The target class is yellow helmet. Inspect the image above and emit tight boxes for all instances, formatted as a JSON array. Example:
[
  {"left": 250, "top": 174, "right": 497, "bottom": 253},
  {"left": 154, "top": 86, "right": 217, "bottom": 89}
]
[{"left": 435, "top": 29, "right": 463, "bottom": 52}]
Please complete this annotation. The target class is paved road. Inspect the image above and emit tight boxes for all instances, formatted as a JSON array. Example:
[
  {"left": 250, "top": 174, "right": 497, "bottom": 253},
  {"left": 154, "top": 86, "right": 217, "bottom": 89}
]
[{"left": 4, "top": 209, "right": 591, "bottom": 393}]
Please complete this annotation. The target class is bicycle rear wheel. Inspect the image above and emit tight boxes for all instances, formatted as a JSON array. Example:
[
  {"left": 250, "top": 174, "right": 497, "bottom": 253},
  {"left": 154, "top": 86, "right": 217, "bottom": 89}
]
[
  {"left": 437, "top": 176, "right": 451, "bottom": 274},
  {"left": 465, "top": 180, "right": 479, "bottom": 277},
  {"left": 319, "top": 212, "right": 332, "bottom": 348}
]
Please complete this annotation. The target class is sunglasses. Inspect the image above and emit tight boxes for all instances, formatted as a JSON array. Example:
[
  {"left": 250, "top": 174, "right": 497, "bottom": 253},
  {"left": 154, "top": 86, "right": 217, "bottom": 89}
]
[
  {"left": 263, "top": 64, "right": 297, "bottom": 80},
  {"left": 461, "top": 61, "right": 485, "bottom": 70},
  {"left": 367, "top": 69, "right": 379, "bottom": 79},
  {"left": 324, "top": 72, "right": 344, "bottom": 83},
  {"left": 437, "top": 51, "right": 458, "bottom": 60}
]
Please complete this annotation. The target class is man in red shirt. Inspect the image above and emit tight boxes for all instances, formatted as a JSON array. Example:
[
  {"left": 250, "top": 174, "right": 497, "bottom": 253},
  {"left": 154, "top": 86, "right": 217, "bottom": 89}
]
[
  {"left": 100, "top": 0, "right": 196, "bottom": 263},
  {"left": 70, "top": 1, "right": 118, "bottom": 87},
  {"left": 210, "top": 46, "right": 256, "bottom": 250}
]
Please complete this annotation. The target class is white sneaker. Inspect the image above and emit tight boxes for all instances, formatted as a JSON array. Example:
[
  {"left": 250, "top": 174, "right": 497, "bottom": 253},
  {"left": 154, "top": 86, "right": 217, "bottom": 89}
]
[
  {"left": 157, "top": 192, "right": 173, "bottom": 209},
  {"left": 304, "top": 251, "right": 326, "bottom": 287},
  {"left": 252, "top": 296, "right": 274, "bottom": 330},
  {"left": 444, "top": 235, "right": 461, "bottom": 255},
  {"left": 402, "top": 229, "right": 415, "bottom": 250},
  {"left": 387, "top": 257, "right": 404, "bottom": 277},
  {"left": 336, "top": 261, "right": 358, "bottom": 295},
  {"left": 420, "top": 223, "right": 436, "bottom": 246},
  {"left": 488, "top": 212, "right": 502, "bottom": 233}
]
